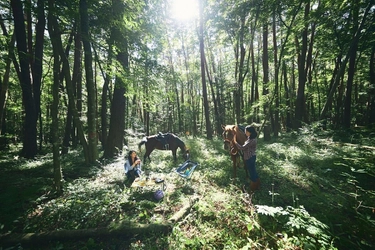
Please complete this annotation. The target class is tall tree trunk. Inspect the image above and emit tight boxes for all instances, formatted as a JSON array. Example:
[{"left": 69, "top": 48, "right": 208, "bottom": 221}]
[
  {"left": 48, "top": 1, "right": 90, "bottom": 163},
  {"left": 48, "top": 0, "right": 62, "bottom": 194},
  {"left": 205, "top": 53, "right": 221, "bottom": 135},
  {"left": 262, "top": 22, "right": 271, "bottom": 141},
  {"left": 294, "top": 2, "right": 310, "bottom": 129},
  {"left": 0, "top": 32, "right": 15, "bottom": 139},
  {"left": 104, "top": 81, "right": 125, "bottom": 158},
  {"left": 104, "top": 0, "right": 127, "bottom": 158},
  {"left": 369, "top": 46, "right": 375, "bottom": 126},
  {"left": 166, "top": 41, "right": 182, "bottom": 132},
  {"left": 199, "top": 0, "right": 212, "bottom": 139},
  {"left": 274, "top": 1, "right": 303, "bottom": 131},
  {"left": 100, "top": 37, "right": 113, "bottom": 149},
  {"left": 11, "top": 0, "right": 38, "bottom": 158},
  {"left": 283, "top": 62, "right": 292, "bottom": 131},
  {"left": 249, "top": 31, "right": 258, "bottom": 125},
  {"left": 181, "top": 34, "right": 194, "bottom": 134},
  {"left": 343, "top": 43, "right": 358, "bottom": 128},
  {"left": 80, "top": 0, "right": 98, "bottom": 163},
  {"left": 234, "top": 14, "right": 248, "bottom": 124},
  {"left": 25, "top": 0, "right": 33, "bottom": 77},
  {"left": 320, "top": 2, "right": 372, "bottom": 120},
  {"left": 272, "top": 10, "right": 279, "bottom": 137},
  {"left": 33, "top": 0, "right": 45, "bottom": 151},
  {"left": 343, "top": 0, "right": 360, "bottom": 128},
  {"left": 62, "top": 24, "right": 82, "bottom": 154}
]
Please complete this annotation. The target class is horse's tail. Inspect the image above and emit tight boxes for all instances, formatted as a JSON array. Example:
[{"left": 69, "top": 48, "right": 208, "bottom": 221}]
[{"left": 138, "top": 137, "right": 147, "bottom": 152}]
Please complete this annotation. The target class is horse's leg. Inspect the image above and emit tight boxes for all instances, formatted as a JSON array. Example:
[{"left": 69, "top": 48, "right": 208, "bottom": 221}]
[
  {"left": 232, "top": 155, "right": 237, "bottom": 179},
  {"left": 143, "top": 148, "right": 153, "bottom": 163},
  {"left": 172, "top": 148, "right": 177, "bottom": 161}
]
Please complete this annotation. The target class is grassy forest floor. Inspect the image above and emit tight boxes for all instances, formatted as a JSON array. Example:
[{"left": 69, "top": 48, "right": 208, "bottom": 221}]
[{"left": 0, "top": 127, "right": 374, "bottom": 249}]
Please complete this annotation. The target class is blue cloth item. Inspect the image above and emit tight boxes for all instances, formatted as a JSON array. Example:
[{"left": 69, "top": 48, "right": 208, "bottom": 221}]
[
  {"left": 246, "top": 155, "right": 258, "bottom": 182},
  {"left": 176, "top": 160, "right": 199, "bottom": 179}
]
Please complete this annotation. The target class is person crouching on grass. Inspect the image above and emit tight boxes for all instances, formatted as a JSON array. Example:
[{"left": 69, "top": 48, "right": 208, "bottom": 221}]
[
  {"left": 233, "top": 125, "right": 261, "bottom": 192},
  {"left": 124, "top": 150, "right": 142, "bottom": 183}
]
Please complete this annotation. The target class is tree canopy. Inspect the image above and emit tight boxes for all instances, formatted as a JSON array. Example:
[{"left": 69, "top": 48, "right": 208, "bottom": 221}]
[{"left": 0, "top": 0, "right": 374, "bottom": 164}]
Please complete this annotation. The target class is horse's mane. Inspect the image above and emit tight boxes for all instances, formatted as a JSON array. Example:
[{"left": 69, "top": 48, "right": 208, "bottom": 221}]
[
  {"left": 234, "top": 125, "right": 247, "bottom": 144},
  {"left": 173, "top": 134, "right": 186, "bottom": 149}
]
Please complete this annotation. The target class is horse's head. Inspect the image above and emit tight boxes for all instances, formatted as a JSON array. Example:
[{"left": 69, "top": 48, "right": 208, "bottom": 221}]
[
  {"left": 221, "top": 124, "right": 236, "bottom": 151},
  {"left": 175, "top": 136, "right": 190, "bottom": 161},
  {"left": 183, "top": 148, "right": 190, "bottom": 161}
]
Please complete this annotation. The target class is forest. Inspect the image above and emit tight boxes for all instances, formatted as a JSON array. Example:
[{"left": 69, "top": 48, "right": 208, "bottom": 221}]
[{"left": 0, "top": 0, "right": 374, "bottom": 249}]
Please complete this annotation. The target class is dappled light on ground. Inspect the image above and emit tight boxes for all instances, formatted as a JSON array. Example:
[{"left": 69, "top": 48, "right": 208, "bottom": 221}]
[{"left": 0, "top": 129, "right": 374, "bottom": 249}]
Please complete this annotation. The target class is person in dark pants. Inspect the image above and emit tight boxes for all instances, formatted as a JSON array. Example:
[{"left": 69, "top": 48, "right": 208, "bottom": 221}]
[
  {"left": 233, "top": 125, "right": 260, "bottom": 192},
  {"left": 124, "top": 150, "right": 142, "bottom": 183}
]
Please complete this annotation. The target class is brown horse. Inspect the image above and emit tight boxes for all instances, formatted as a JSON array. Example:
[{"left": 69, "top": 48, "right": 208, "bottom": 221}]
[
  {"left": 138, "top": 133, "right": 189, "bottom": 163},
  {"left": 221, "top": 124, "right": 249, "bottom": 178}
]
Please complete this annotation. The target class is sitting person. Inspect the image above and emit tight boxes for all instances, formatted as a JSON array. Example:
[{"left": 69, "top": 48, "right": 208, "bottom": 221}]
[{"left": 124, "top": 150, "right": 142, "bottom": 183}]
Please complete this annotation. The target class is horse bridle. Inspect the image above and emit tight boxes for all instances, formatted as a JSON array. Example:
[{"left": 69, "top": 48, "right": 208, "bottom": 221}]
[{"left": 223, "top": 134, "right": 238, "bottom": 156}]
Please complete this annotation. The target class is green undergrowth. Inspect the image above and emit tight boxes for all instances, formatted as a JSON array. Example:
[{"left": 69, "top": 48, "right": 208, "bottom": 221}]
[{"left": 0, "top": 127, "right": 374, "bottom": 249}]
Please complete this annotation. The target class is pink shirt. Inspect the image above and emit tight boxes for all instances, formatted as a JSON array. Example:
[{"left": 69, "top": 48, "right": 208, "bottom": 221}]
[{"left": 235, "top": 137, "right": 257, "bottom": 160}]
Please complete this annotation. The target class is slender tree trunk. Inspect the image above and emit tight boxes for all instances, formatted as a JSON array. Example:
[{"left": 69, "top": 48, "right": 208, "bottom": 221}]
[
  {"left": 62, "top": 24, "right": 82, "bottom": 154},
  {"left": 272, "top": 10, "right": 279, "bottom": 137},
  {"left": 250, "top": 30, "right": 257, "bottom": 125},
  {"left": 11, "top": 0, "right": 38, "bottom": 158},
  {"left": 32, "top": 0, "right": 45, "bottom": 151},
  {"left": 283, "top": 62, "right": 292, "bottom": 131},
  {"left": 25, "top": 0, "right": 33, "bottom": 77},
  {"left": 320, "top": 2, "right": 372, "bottom": 120},
  {"left": 343, "top": 1, "right": 360, "bottom": 128},
  {"left": 51, "top": 41, "right": 62, "bottom": 194},
  {"left": 262, "top": 22, "right": 271, "bottom": 141},
  {"left": 234, "top": 14, "right": 247, "bottom": 125},
  {"left": 181, "top": 34, "right": 194, "bottom": 134},
  {"left": 203, "top": 46, "right": 220, "bottom": 134},
  {"left": 100, "top": 37, "right": 112, "bottom": 149},
  {"left": 343, "top": 42, "right": 358, "bottom": 128},
  {"left": 47, "top": 0, "right": 62, "bottom": 194},
  {"left": 294, "top": 2, "right": 310, "bottom": 129},
  {"left": 0, "top": 32, "right": 15, "bottom": 138},
  {"left": 80, "top": 0, "right": 98, "bottom": 163},
  {"left": 48, "top": 1, "right": 90, "bottom": 163},
  {"left": 199, "top": 0, "right": 212, "bottom": 139},
  {"left": 75, "top": 58, "right": 83, "bottom": 147},
  {"left": 369, "top": 46, "right": 375, "bottom": 126},
  {"left": 166, "top": 42, "right": 182, "bottom": 132}
]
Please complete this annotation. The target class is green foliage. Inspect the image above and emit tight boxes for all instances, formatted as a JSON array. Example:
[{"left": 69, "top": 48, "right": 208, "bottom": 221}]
[
  {"left": 1, "top": 129, "right": 374, "bottom": 249},
  {"left": 256, "top": 205, "right": 337, "bottom": 249}
]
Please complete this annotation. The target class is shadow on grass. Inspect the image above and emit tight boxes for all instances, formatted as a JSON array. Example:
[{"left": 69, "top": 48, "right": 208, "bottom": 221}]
[
  {"left": 0, "top": 147, "right": 101, "bottom": 234},
  {"left": 255, "top": 131, "right": 375, "bottom": 250},
  {"left": 1, "top": 130, "right": 374, "bottom": 249}
]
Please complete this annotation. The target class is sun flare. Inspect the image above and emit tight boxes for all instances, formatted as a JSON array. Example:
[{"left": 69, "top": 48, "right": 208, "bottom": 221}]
[{"left": 170, "top": 0, "right": 199, "bottom": 22}]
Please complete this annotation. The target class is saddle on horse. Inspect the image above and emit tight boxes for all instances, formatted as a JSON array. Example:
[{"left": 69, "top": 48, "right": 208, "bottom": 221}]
[{"left": 157, "top": 132, "right": 170, "bottom": 150}]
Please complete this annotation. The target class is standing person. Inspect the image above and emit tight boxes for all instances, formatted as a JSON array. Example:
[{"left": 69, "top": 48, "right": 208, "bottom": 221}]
[
  {"left": 233, "top": 125, "right": 260, "bottom": 192},
  {"left": 124, "top": 150, "right": 142, "bottom": 183}
]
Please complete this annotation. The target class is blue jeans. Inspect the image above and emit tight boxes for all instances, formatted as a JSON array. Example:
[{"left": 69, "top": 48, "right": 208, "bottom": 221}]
[
  {"left": 245, "top": 155, "right": 258, "bottom": 182},
  {"left": 126, "top": 168, "right": 141, "bottom": 182}
]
